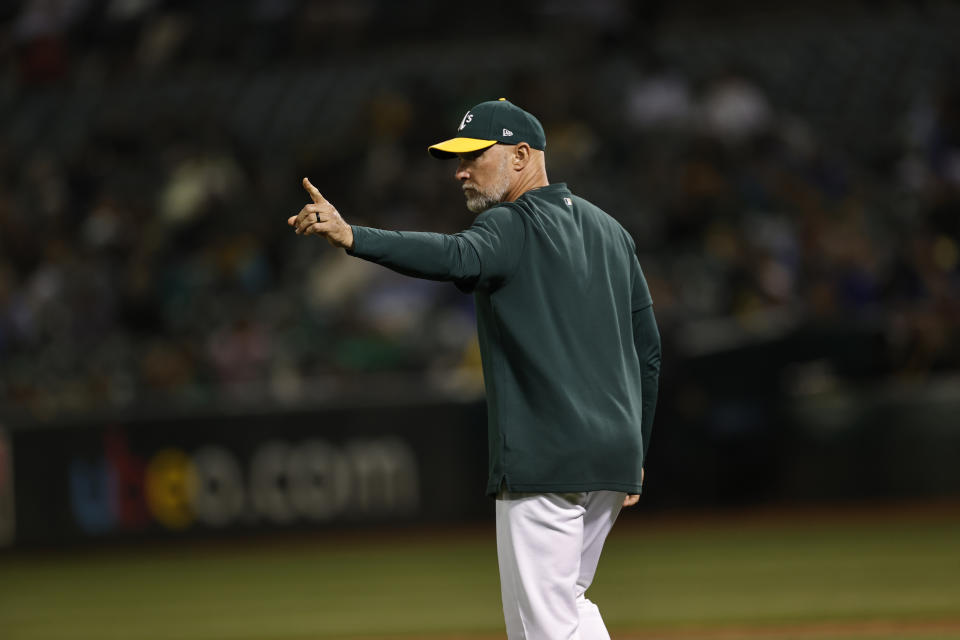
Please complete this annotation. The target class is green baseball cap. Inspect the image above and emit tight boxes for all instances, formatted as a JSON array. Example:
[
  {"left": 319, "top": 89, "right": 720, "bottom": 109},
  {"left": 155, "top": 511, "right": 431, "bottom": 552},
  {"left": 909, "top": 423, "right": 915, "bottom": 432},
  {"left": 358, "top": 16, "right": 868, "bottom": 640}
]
[{"left": 428, "top": 98, "right": 547, "bottom": 159}]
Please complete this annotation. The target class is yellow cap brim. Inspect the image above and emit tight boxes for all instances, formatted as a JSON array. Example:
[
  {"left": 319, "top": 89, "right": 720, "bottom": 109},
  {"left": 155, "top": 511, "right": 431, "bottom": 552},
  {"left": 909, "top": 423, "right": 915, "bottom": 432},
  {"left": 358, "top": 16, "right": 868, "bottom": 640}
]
[{"left": 427, "top": 137, "right": 498, "bottom": 159}]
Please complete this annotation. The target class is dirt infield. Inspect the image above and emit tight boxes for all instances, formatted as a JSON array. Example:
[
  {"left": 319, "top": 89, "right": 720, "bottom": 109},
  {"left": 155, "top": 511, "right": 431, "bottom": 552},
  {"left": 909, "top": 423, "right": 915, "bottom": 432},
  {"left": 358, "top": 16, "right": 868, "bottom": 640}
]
[
  {"left": 6, "top": 501, "right": 958, "bottom": 640},
  {"left": 342, "top": 618, "right": 960, "bottom": 640},
  {"left": 629, "top": 618, "right": 960, "bottom": 639}
]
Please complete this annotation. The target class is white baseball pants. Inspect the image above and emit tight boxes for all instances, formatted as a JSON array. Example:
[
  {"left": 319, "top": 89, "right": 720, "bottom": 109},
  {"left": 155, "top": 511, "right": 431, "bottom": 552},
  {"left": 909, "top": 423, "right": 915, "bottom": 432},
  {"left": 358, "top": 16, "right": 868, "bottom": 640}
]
[{"left": 496, "top": 490, "right": 625, "bottom": 640}]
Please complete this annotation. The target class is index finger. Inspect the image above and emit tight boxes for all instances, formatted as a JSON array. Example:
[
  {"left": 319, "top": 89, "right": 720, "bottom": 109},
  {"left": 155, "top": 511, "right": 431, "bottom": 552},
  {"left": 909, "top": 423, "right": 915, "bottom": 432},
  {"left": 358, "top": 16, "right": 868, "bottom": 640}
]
[{"left": 302, "top": 177, "right": 326, "bottom": 205}]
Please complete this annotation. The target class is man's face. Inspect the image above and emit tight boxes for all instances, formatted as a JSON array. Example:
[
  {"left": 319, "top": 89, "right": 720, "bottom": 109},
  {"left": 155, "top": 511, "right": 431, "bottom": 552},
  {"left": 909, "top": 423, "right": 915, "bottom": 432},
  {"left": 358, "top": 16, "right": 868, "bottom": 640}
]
[{"left": 456, "top": 144, "right": 514, "bottom": 213}]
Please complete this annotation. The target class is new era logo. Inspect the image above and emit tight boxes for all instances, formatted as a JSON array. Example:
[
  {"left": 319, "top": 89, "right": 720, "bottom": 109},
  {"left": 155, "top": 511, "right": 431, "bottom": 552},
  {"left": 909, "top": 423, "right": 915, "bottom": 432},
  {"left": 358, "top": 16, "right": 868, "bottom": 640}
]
[{"left": 502, "top": 128, "right": 513, "bottom": 137}]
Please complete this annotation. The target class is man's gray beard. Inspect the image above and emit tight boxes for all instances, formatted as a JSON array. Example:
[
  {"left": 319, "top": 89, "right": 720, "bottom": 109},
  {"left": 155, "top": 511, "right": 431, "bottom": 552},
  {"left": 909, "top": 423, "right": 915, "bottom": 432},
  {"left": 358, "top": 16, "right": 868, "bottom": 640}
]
[
  {"left": 464, "top": 159, "right": 511, "bottom": 213},
  {"left": 465, "top": 188, "right": 506, "bottom": 213}
]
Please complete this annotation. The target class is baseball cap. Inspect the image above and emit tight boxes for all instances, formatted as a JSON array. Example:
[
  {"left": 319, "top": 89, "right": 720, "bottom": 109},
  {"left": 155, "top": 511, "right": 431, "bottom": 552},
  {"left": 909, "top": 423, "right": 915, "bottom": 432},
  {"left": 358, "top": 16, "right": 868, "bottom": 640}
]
[{"left": 428, "top": 98, "right": 546, "bottom": 159}]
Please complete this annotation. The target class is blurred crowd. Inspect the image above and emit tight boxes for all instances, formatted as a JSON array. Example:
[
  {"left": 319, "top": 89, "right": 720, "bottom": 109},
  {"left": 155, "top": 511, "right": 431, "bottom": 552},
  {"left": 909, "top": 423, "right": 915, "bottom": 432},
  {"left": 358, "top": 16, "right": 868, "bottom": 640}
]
[{"left": 1, "top": 0, "right": 958, "bottom": 421}]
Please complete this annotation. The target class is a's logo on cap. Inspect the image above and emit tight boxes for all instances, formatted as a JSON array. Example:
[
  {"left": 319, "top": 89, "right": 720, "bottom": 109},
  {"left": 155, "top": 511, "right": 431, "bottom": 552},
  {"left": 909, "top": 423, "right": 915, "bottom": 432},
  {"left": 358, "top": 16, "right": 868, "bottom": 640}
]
[
  {"left": 502, "top": 128, "right": 513, "bottom": 137},
  {"left": 459, "top": 111, "right": 473, "bottom": 131}
]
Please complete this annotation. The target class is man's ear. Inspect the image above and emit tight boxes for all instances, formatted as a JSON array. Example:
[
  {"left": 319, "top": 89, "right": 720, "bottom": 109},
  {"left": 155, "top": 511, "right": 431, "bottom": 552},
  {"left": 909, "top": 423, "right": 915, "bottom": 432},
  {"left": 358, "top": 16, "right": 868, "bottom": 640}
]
[{"left": 512, "top": 143, "right": 531, "bottom": 170}]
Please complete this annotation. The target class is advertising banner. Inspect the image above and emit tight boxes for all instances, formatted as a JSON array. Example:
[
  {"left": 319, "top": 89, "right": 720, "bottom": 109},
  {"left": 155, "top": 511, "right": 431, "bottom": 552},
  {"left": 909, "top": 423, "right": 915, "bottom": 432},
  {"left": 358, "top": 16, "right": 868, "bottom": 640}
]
[
  {"left": 0, "top": 426, "right": 13, "bottom": 547},
  {"left": 9, "top": 402, "right": 489, "bottom": 546}
]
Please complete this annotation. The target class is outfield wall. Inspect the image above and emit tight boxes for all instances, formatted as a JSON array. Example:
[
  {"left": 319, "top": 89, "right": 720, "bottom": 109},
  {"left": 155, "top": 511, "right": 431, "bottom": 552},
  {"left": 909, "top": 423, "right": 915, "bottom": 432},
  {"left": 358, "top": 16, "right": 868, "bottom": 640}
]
[
  {"left": 0, "top": 426, "right": 13, "bottom": 547},
  {"left": 4, "top": 402, "right": 490, "bottom": 547},
  {"left": 4, "top": 379, "right": 960, "bottom": 548}
]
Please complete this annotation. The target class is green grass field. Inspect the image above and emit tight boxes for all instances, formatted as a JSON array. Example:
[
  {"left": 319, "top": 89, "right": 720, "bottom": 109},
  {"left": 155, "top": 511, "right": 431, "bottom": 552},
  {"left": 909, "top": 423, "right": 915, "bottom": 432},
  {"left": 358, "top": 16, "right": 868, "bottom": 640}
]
[{"left": 2, "top": 506, "right": 959, "bottom": 640}]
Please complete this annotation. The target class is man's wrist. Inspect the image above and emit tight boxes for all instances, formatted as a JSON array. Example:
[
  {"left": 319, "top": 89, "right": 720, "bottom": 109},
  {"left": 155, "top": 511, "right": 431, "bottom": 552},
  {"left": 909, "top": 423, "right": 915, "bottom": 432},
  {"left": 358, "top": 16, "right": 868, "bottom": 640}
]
[{"left": 345, "top": 225, "right": 359, "bottom": 254}]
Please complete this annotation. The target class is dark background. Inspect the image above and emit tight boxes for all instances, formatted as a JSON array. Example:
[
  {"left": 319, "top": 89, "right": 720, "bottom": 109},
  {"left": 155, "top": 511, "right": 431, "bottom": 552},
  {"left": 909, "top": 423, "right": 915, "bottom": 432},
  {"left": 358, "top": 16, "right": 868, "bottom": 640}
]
[{"left": 1, "top": 0, "right": 959, "bottom": 546}]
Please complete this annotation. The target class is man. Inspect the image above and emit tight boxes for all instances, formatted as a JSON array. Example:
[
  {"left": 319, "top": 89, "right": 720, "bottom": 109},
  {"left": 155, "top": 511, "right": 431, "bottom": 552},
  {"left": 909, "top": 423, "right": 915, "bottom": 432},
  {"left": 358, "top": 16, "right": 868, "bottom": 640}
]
[{"left": 289, "top": 98, "right": 661, "bottom": 640}]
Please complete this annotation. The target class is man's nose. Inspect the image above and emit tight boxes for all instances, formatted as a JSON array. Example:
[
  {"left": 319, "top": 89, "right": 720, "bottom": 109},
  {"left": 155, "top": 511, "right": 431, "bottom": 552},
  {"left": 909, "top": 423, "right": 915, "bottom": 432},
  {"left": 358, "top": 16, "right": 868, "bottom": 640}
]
[{"left": 455, "top": 162, "right": 469, "bottom": 182}]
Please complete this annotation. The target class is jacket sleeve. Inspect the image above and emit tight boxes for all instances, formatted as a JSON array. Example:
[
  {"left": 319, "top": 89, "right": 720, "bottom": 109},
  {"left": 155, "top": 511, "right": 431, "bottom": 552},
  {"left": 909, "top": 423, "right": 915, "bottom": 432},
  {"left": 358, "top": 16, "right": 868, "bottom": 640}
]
[
  {"left": 631, "top": 255, "right": 661, "bottom": 462},
  {"left": 346, "top": 206, "right": 524, "bottom": 293}
]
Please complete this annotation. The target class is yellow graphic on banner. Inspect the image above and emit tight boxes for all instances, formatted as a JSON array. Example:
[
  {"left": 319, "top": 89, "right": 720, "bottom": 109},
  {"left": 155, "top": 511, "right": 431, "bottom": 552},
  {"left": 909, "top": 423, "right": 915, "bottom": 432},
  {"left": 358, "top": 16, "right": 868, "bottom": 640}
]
[{"left": 145, "top": 449, "right": 198, "bottom": 530}]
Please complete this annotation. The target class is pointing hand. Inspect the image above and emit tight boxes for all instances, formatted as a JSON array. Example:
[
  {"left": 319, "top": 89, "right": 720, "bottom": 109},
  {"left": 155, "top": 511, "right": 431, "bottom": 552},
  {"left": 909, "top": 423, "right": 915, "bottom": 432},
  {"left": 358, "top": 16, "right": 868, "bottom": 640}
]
[{"left": 287, "top": 178, "right": 354, "bottom": 250}]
